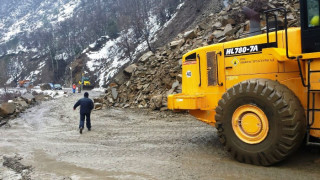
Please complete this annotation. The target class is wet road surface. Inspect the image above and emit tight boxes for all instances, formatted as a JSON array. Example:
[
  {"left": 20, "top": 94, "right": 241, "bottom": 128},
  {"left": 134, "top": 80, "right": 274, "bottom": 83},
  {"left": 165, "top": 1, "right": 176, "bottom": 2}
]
[{"left": 1, "top": 91, "right": 320, "bottom": 179}]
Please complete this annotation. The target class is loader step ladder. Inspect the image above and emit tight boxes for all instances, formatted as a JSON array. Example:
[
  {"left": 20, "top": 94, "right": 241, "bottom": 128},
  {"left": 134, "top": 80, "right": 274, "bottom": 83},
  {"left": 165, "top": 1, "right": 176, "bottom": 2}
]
[{"left": 304, "top": 59, "right": 320, "bottom": 146}]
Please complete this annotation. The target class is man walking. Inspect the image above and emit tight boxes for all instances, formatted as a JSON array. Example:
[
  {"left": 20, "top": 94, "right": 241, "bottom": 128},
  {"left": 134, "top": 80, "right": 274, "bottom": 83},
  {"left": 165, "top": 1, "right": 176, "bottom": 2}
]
[{"left": 73, "top": 92, "right": 94, "bottom": 134}]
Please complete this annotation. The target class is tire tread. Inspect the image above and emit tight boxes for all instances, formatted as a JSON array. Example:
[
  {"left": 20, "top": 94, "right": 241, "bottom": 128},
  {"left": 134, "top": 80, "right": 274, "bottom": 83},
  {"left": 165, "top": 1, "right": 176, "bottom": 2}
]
[{"left": 215, "top": 79, "right": 306, "bottom": 166}]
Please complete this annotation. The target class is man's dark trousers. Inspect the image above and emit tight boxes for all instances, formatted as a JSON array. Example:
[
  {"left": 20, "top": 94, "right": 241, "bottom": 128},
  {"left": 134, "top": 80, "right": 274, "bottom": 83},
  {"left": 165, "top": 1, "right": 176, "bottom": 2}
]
[{"left": 80, "top": 113, "right": 91, "bottom": 129}]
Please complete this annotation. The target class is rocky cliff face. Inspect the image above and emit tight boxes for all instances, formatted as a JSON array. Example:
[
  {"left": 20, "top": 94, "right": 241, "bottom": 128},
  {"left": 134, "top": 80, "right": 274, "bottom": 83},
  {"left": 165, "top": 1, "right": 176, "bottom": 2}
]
[
  {"left": 70, "top": 0, "right": 223, "bottom": 88},
  {"left": 0, "top": 0, "right": 196, "bottom": 87},
  {"left": 102, "top": 0, "right": 301, "bottom": 110},
  {"left": 0, "top": 0, "right": 84, "bottom": 86}
]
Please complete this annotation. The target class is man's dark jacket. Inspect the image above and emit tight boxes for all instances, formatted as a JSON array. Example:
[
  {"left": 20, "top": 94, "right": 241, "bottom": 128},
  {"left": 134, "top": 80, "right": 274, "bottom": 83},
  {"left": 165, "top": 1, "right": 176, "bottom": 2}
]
[{"left": 74, "top": 97, "right": 94, "bottom": 114}]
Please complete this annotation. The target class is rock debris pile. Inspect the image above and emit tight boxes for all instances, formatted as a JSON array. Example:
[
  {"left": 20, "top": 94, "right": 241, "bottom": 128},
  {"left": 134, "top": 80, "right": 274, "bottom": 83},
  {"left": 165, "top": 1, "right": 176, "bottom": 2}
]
[
  {"left": 0, "top": 91, "right": 60, "bottom": 127},
  {"left": 102, "top": 0, "right": 300, "bottom": 110}
]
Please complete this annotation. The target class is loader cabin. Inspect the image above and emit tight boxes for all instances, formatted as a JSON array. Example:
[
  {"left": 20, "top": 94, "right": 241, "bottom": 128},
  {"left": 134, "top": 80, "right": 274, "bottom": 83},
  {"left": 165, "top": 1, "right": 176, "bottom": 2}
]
[
  {"left": 168, "top": 0, "right": 320, "bottom": 166},
  {"left": 301, "top": 0, "right": 320, "bottom": 53}
]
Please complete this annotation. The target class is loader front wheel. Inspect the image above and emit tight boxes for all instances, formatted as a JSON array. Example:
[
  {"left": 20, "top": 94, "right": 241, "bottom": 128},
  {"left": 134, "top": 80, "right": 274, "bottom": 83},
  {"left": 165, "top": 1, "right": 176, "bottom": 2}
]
[{"left": 215, "top": 79, "right": 306, "bottom": 166}]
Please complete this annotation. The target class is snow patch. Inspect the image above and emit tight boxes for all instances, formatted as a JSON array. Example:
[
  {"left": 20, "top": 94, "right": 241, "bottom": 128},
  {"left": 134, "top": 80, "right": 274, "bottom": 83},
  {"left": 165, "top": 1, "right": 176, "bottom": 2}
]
[
  {"left": 177, "top": 2, "right": 185, "bottom": 9},
  {"left": 25, "top": 61, "right": 46, "bottom": 82},
  {"left": 0, "top": 0, "right": 81, "bottom": 43},
  {"left": 55, "top": 53, "right": 69, "bottom": 61},
  {"left": 57, "top": 0, "right": 81, "bottom": 22},
  {"left": 6, "top": 61, "right": 24, "bottom": 85},
  {"left": 162, "top": 2, "right": 185, "bottom": 29},
  {"left": 87, "top": 40, "right": 116, "bottom": 61},
  {"left": 89, "top": 42, "right": 97, "bottom": 49}
]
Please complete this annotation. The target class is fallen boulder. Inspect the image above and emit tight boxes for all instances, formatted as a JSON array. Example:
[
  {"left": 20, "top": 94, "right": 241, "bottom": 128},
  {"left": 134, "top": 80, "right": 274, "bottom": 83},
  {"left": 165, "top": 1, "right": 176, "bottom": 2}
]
[
  {"left": 0, "top": 103, "right": 16, "bottom": 117},
  {"left": 183, "top": 30, "right": 197, "bottom": 40},
  {"left": 40, "top": 84, "right": 51, "bottom": 91},
  {"left": 16, "top": 100, "right": 28, "bottom": 109},
  {"left": 139, "top": 51, "right": 154, "bottom": 63},
  {"left": 169, "top": 39, "right": 185, "bottom": 49},
  {"left": 150, "top": 95, "right": 163, "bottom": 110},
  {"left": 21, "top": 93, "right": 35, "bottom": 104},
  {"left": 94, "top": 103, "right": 103, "bottom": 110},
  {"left": 111, "top": 88, "right": 118, "bottom": 100},
  {"left": 93, "top": 98, "right": 103, "bottom": 104},
  {"left": 124, "top": 64, "right": 137, "bottom": 75}
]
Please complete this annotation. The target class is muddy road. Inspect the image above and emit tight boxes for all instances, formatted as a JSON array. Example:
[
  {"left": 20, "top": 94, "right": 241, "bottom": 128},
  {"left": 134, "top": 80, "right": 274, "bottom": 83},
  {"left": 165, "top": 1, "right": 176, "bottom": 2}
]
[{"left": 1, "top": 91, "right": 320, "bottom": 180}]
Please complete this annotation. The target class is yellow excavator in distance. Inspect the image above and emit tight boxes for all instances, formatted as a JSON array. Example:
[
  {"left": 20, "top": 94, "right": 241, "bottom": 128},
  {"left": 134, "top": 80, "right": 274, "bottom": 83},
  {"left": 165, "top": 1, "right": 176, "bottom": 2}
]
[
  {"left": 168, "top": 0, "right": 320, "bottom": 166},
  {"left": 79, "top": 76, "right": 94, "bottom": 90}
]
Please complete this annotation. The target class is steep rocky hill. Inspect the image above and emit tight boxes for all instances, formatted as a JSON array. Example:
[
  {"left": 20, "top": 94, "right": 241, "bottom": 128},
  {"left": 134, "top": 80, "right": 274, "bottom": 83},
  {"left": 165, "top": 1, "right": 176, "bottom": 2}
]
[
  {"left": 69, "top": 0, "right": 223, "bottom": 87},
  {"left": 0, "top": 0, "right": 198, "bottom": 87},
  {"left": 102, "top": 0, "right": 301, "bottom": 110}
]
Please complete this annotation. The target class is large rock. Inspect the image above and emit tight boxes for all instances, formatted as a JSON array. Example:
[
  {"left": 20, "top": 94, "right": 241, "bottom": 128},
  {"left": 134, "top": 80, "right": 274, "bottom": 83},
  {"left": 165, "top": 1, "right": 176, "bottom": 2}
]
[
  {"left": 150, "top": 95, "right": 163, "bottom": 110},
  {"left": 34, "top": 94, "right": 52, "bottom": 102},
  {"left": 93, "top": 98, "right": 103, "bottom": 103},
  {"left": 213, "top": 22, "right": 222, "bottom": 29},
  {"left": 176, "top": 74, "right": 183, "bottom": 83},
  {"left": 114, "top": 76, "right": 126, "bottom": 85},
  {"left": 139, "top": 51, "right": 154, "bottom": 63},
  {"left": 94, "top": 103, "right": 103, "bottom": 110},
  {"left": 124, "top": 64, "right": 137, "bottom": 75},
  {"left": 0, "top": 103, "right": 16, "bottom": 117},
  {"left": 162, "top": 77, "right": 172, "bottom": 89},
  {"left": 171, "top": 80, "right": 180, "bottom": 90},
  {"left": 22, "top": 93, "right": 34, "bottom": 100},
  {"left": 40, "top": 84, "right": 51, "bottom": 91},
  {"left": 111, "top": 88, "right": 118, "bottom": 100},
  {"left": 213, "top": 30, "right": 224, "bottom": 39},
  {"left": 22, "top": 93, "right": 35, "bottom": 104},
  {"left": 183, "top": 30, "right": 196, "bottom": 40},
  {"left": 16, "top": 100, "right": 28, "bottom": 109},
  {"left": 169, "top": 39, "right": 185, "bottom": 49},
  {"left": 108, "top": 97, "right": 114, "bottom": 104},
  {"left": 223, "top": 24, "right": 233, "bottom": 35}
]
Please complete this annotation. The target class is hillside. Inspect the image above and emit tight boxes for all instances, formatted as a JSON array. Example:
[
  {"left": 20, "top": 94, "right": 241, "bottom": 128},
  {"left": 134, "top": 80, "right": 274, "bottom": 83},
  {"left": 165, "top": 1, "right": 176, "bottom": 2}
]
[
  {"left": 102, "top": 0, "right": 301, "bottom": 109},
  {"left": 0, "top": 0, "right": 223, "bottom": 88},
  {"left": 71, "top": 0, "right": 223, "bottom": 87},
  {"left": 0, "top": 0, "right": 185, "bottom": 86}
]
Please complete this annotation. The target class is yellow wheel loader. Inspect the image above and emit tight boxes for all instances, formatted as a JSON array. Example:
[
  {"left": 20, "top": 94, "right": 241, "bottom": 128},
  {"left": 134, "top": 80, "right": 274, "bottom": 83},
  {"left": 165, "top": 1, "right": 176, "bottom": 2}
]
[
  {"left": 168, "top": 0, "right": 320, "bottom": 165},
  {"left": 79, "top": 76, "right": 94, "bottom": 90}
]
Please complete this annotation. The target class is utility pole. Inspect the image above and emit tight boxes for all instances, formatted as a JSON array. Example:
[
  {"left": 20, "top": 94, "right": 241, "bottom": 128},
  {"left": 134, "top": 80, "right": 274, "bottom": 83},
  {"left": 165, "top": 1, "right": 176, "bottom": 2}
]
[{"left": 81, "top": 73, "right": 84, "bottom": 92}]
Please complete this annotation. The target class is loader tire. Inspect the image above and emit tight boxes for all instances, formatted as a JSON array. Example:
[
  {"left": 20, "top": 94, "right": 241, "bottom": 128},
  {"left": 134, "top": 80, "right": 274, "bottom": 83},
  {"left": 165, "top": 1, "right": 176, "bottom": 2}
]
[{"left": 215, "top": 79, "right": 306, "bottom": 166}]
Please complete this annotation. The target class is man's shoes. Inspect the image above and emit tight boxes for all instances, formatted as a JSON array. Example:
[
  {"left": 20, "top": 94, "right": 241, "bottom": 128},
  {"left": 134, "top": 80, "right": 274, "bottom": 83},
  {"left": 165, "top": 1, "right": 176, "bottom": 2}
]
[
  {"left": 88, "top": 128, "right": 91, "bottom": 131},
  {"left": 80, "top": 127, "right": 83, "bottom": 134}
]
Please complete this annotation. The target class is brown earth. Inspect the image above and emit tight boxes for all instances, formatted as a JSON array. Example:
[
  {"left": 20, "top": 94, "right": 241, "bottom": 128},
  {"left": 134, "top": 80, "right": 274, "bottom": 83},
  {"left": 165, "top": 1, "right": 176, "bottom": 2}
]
[{"left": 0, "top": 90, "right": 320, "bottom": 179}]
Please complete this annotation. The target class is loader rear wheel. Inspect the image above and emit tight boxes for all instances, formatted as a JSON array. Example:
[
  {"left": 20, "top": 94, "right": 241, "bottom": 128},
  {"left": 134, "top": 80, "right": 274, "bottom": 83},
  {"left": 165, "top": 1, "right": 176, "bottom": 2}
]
[{"left": 215, "top": 79, "right": 306, "bottom": 166}]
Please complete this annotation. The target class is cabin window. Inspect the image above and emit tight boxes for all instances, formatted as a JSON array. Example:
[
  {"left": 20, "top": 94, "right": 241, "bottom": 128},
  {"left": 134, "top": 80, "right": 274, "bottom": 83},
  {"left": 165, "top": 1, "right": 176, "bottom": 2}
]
[
  {"left": 185, "top": 53, "right": 197, "bottom": 61},
  {"left": 307, "top": 0, "right": 320, "bottom": 27}
]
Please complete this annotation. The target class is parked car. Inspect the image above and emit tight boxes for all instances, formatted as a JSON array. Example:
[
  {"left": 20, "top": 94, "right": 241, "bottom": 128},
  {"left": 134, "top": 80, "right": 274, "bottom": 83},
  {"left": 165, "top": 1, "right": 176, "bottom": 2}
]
[{"left": 54, "top": 84, "right": 62, "bottom": 90}]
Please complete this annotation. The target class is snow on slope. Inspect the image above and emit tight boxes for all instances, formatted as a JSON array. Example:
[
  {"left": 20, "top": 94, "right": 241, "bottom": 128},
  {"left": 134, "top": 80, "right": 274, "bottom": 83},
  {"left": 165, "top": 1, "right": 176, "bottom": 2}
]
[
  {"left": 1, "top": 0, "right": 82, "bottom": 86},
  {"left": 86, "top": 34, "right": 131, "bottom": 87},
  {"left": 1, "top": 0, "right": 81, "bottom": 43},
  {"left": 5, "top": 60, "right": 24, "bottom": 85},
  {"left": 84, "top": 6, "right": 184, "bottom": 87}
]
